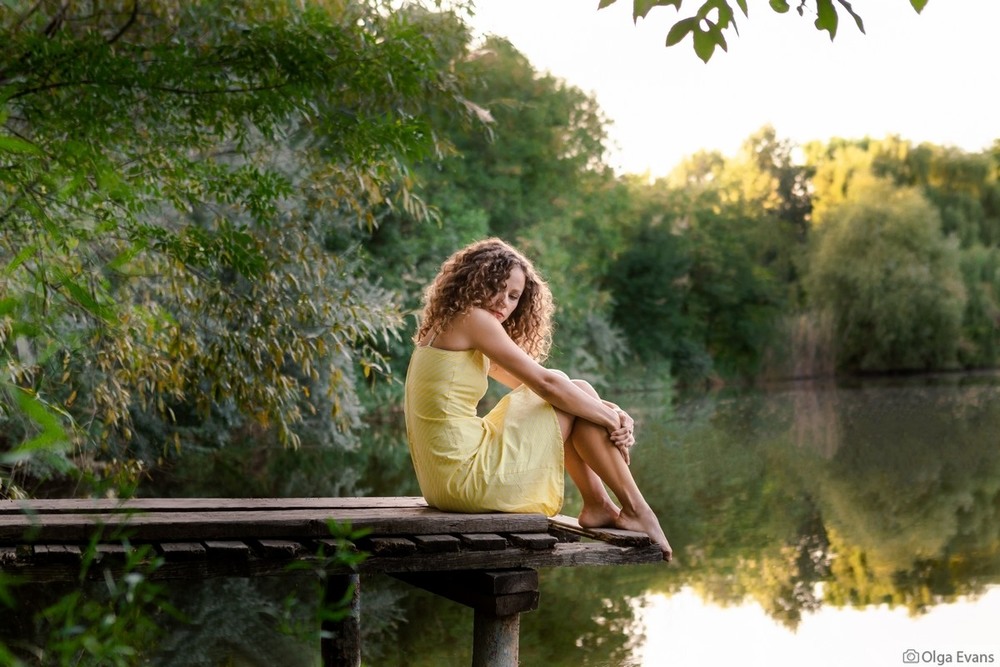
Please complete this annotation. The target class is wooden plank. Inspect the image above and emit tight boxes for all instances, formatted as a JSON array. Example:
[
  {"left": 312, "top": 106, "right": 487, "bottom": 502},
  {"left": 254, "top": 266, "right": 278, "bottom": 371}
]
[
  {"left": 1, "top": 541, "right": 665, "bottom": 582},
  {"left": 547, "top": 515, "right": 652, "bottom": 547},
  {"left": 459, "top": 534, "right": 508, "bottom": 551},
  {"left": 506, "top": 533, "right": 557, "bottom": 550},
  {"left": 315, "top": 538, "right": 360, "bottom": 556},
  {"left": 95, "top": 543, "right": 132, "bottom": 559},
  {"left": 203, "top": 540, "right": 252, "bottom": 560},
  {"left": 158, "top": 542, "right": 207, "bottom": 561},
  {"left": 359, "top": 541, "right": 665, "bottom": 573},
  {"left": 395, "top": 569, "right": 539, "bottom": 613},
  {"left": 0, "top": 496, "right": 431, "bottom": 515},
  {"left": 255, "top": 539, "right": 304, "bottom": 559},
  {"left": 0, "top": 507, "right": 549, "bottom": 543},
  {"left": 359, "top": 537, "right": 417, "bottom": 557},
  {"left": 32, "top": 544, "right": 81, "bottom": 564},
  {"left": 411, "top": 534, "right": 461, "bottom": 553}
]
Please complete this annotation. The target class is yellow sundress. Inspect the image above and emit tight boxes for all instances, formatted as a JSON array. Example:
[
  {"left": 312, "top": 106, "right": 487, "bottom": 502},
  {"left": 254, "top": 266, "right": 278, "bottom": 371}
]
[{"left": 403, "top": 345, "right": 564, "bottom": 515}]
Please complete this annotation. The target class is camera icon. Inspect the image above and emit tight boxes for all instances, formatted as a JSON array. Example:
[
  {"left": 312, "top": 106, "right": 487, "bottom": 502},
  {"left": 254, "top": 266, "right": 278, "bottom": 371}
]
[{"left": 903, "top": 649, "right": 920, "bottom": 664}]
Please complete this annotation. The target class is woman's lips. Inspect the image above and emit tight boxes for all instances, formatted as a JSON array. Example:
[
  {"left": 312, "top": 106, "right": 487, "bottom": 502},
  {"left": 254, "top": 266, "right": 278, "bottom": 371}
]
[{"left": 491, "top": 310, "right": 504, "bottom": 321}]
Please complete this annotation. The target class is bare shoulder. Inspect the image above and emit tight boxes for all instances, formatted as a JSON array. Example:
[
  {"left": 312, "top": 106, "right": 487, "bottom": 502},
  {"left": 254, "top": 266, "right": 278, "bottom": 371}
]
[{"left": 427, "top": 308, "right": 499, "bottom": 350}]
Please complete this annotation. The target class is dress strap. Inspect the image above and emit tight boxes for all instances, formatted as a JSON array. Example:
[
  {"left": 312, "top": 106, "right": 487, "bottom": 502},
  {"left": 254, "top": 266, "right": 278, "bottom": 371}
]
[{"left": 421, "top": 329, "right": 439, "bottom": 349}]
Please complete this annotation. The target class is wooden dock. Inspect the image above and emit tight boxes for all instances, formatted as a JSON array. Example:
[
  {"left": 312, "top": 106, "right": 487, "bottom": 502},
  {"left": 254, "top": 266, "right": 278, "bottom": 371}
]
[{"left": 0, "top": 496, "right": 662, "bottom": 666}]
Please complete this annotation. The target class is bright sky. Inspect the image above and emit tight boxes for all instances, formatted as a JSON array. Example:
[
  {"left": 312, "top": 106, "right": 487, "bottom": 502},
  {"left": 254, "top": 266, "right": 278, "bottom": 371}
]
[{"left": 467, "top": 0, "right": 1000, "bottom": 177}]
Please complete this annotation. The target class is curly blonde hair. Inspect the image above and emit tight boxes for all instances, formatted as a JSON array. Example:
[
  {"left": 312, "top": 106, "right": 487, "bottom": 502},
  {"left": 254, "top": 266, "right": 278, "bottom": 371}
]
[{"left": 415, "top": 238, "right": 554, "bottom": 360}]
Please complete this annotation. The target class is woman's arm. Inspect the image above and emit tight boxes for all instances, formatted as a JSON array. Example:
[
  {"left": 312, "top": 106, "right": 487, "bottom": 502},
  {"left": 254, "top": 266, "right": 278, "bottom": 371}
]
[
  {"left": 487, "top": 361, "right": 523, "bottom": 389},
  {"left": 460, "top": 309, "right": 619, "bottom": 431}
]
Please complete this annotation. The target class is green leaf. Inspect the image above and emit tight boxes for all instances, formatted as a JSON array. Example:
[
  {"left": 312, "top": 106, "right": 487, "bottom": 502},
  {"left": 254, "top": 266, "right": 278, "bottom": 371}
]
[
  {"left": 633, "top": 0, "right": 683, "bottom": 21},
  {"left": 0, "top": 135, "right": 41, "bottom": 155},
  {"left": 666, "top": 17, "right": 698, "bottom": 46},
  {"left": 836, "top": 0, "right": 865, "bottom": 33},
  {"left": 910, "top": 0, "right": 929, "bottom": 12},
  {"left": 59, "top": 275, "right": 115, "bottom": 323},
  {"left": 769, "top": 0, "right": 790, "bottom": 12},
  {"left": 4, "top": 244, "right": 36, "bottom": 275},
  {"left": 3, "top": 387, "right": 70, "bottom": 463},
  {"left": 598, "top": 0, "right": 618, "bottom": 8},
  {"left": 735, "top": 0, "right": 748, "bottom": 16},
  {"left": 692, "top": 28, "right": 717, "bottom": 62},
  {"left": 814, "top": 0, "right": 838, "bottom": 39}
]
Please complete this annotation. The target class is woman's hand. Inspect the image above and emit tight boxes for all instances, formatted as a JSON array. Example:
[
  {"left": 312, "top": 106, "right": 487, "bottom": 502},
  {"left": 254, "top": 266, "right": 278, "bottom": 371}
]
[{"left": 608, "top": 409, "right": 636, "bottom": 465}]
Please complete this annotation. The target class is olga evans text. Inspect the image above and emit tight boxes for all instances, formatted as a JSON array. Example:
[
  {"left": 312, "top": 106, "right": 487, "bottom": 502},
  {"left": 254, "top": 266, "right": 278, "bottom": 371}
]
[{"left": 903, "top": 650, "right": 995, "bottom": 665}]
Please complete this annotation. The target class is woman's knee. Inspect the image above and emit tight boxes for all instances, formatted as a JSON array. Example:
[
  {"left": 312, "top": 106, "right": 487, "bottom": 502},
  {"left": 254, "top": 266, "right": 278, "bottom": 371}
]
[{"left": 572, "top": 378, "right": 599, "bottom": 398}]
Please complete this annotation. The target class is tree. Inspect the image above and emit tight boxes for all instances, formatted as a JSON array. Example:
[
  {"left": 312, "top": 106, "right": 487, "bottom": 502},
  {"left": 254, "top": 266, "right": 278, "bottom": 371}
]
[
  {"left": 804, "top": 176, "right": 965, "bottom": 372},
  {"left": 598, "top": 0, "right": 930, "bottom": 62},
  {"left": 0, "top": 0, "right": 482, "bottom": 496}
]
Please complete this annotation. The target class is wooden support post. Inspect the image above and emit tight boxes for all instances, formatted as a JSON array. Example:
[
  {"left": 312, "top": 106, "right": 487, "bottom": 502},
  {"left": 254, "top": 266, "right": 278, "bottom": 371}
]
[
  {"left": 321, "top": 573, "right": 361, "bottom": 667},
  {"left": 472, "top": 607, "right": 520, "bottom": 667},
  {"left": 395, "top": 568, "right": 539, "bottom": 667}
]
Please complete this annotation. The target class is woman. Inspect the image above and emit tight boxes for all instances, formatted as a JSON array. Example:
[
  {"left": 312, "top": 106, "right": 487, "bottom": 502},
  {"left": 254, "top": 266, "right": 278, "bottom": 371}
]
[{"left": 404, "top": 238, "right": 672, "bottom": 561}]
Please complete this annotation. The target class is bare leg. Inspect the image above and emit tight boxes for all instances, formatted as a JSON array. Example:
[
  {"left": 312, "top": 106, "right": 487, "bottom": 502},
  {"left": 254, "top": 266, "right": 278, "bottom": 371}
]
[
  {"left": 555, "top": 381, "right": 672, "bottom": 561},
  {"left": 563, "top": 432, "right": 621, "bottom": 528}
]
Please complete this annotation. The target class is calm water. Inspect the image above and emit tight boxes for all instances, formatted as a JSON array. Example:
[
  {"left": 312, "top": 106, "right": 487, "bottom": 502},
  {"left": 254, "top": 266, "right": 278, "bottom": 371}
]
[
  {"left": 7, "top": 375, "right": 1000, "bottom": 666},
  {"left": 377, "top": 373, "right": 1000, "bottom": 666}
]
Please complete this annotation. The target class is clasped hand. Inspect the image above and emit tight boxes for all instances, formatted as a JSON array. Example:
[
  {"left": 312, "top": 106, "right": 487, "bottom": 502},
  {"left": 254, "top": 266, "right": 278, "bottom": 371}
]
[{"left": 608, "top": 409, "right": 636, "bottom": 465}]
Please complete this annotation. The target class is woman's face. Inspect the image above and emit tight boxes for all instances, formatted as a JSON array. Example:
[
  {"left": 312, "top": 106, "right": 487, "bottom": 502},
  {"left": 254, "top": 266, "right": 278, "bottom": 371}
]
[{"left": 487, "top": 266, "right": 526, "bottom": 324}]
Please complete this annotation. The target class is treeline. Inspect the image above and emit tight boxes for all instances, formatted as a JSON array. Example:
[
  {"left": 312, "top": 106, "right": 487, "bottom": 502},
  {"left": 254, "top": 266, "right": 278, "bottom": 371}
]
[{"left": 2, "top": 1, "right": 999, "bottom": 500}]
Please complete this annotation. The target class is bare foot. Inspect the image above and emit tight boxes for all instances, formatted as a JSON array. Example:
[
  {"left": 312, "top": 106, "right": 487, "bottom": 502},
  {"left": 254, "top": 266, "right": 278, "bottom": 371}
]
[
  {"left": 578, "top": 502, "right": 620, "bottom": 529},
  {"left": 615, "top": 504, "right": 673, "bottom": 562}
]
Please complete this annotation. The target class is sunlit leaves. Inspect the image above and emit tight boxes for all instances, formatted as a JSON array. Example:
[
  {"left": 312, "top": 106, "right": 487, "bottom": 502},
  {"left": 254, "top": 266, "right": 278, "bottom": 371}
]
[
  {"left": 598, "top": 0, "right": 921, "bottom": 59},
  {"left": 805, "top": 177, "right": 965, "bottom": 372}
]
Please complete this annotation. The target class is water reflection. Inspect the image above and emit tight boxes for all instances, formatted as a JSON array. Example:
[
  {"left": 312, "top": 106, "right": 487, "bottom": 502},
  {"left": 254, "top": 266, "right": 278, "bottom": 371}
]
[
  {"left": 12, "top": 376, "right": 996, "bottom": 665},
  {"left": 384, "top": 374, "right": 1000, "bottom": 665}
]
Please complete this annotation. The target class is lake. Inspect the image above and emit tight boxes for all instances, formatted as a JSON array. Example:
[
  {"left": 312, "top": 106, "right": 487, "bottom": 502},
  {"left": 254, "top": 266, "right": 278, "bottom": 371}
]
[
  {"left": 371, "top": 373, "right": 1000, "bottom": 666},
  {"left": 6, "top": 374, "right": 1000, "bottom": 666}
]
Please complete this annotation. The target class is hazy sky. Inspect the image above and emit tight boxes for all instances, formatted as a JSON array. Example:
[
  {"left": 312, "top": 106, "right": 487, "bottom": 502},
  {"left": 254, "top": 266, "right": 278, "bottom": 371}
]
[{"left": 467, "top": 0, "right": 1000, "bottom": 177}]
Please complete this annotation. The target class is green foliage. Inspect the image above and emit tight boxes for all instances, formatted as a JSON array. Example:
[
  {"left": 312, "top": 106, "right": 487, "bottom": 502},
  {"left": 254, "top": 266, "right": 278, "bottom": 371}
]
[
  {"left": 805, "top": 176, "right": 966, "bottom": 372},
  {"left": 608, "top": 134, "right": 792, "bottom": 384},
  {"left": 956, "top": 244, "right": 1000, "bottom": 367},
  {"left": 0, "top": 0, "right": 481, "bottom": 495},
  {"left": 360, "top": 29, "right": 626, "bottom": 386},
  {"left": 9, "top": 540, "right": 170, "bottom": 666},
  {"left": 597, "top": 0, "right": 927, "bottom": 62}
]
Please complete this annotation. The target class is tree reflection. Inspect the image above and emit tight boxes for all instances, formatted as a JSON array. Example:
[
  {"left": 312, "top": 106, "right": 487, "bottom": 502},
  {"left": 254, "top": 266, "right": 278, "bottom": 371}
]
[
  {"left": 366, "top": 376, "right": 1000, "bottom": 660},
  {"left": 630, "top": 376, "right": 1000, "bottom": 629}
]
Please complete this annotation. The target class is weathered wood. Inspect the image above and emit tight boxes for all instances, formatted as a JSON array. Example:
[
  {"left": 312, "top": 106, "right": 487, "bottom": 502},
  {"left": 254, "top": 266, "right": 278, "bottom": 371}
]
[
  {"left": 472, "top": 609, "right": 520, "bottom": 667},
  {"left": 459, "top": 533, "right": 508, "bottom": 551},
  {"left": 0, "top": 507, "right": 549, "bottom": 543},
  {"left": 2, "top": 540, "right": 664, "bottom": 583},
  {"left": 0, "top": 496, "right": 430, "bottom": 514},
  {"left": 548, "top": 515, "right": 653, "bottom": 547},
  {"left": 255, "top": 539, "right": 304, "bottom": 559},
  {"left": 33, "top": 544, "right": 81, "bottom": 564},
  {"left": 94, "top": 543, "right": 132, "bottom": 559},
  {"left": 203, "top": 540, "right": 252, "bottom": 560},
  {"left": 158, "top": 542, "right": 207, "bottom": 561},
  {"left": 506, "top": 533, "right": 558, "bottom": 550},
  {"left": 359, "top": 536, "right": 417, "bottom": 557},
  {"left": 322, "top": 574, "right": 361, "bottom": 667},
  {"left": 411, "top": 534, "right": 462, "bottom": 552},
  {"left": 395, "top": 569, "right": 539, "bottom": 615}
]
